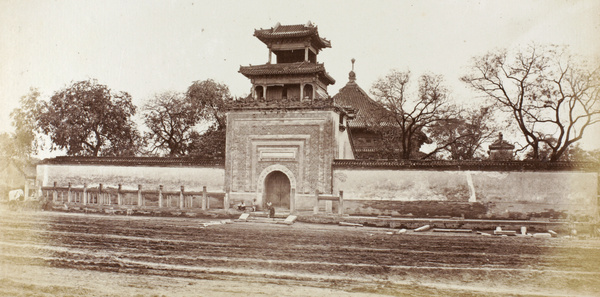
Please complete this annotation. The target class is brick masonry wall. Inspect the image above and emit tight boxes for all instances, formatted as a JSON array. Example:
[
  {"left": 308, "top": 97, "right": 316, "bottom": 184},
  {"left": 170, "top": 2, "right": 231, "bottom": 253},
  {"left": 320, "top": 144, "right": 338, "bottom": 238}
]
[
  {"left": 225, "top": 109, "right": 338, "bottom": 205},
  {"left": 333, "top": 169, "right": 599, "bottom": 220}
]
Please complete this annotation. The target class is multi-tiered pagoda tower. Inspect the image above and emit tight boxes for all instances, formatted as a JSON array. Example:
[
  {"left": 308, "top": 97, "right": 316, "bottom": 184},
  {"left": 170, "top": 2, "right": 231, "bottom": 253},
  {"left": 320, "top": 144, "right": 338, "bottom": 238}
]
[
  {"left": 225, "top": 22, "right": 354, "bottom": 213},
  {"left": 239, "top": 22, "right": 335, "bottom": 101}
]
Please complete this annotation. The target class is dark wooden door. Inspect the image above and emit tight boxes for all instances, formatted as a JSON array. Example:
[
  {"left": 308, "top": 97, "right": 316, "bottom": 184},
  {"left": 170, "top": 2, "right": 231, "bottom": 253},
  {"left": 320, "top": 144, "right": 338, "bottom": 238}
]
[{"left": 265, "top": 171, "right": 290, "bottom": 209}]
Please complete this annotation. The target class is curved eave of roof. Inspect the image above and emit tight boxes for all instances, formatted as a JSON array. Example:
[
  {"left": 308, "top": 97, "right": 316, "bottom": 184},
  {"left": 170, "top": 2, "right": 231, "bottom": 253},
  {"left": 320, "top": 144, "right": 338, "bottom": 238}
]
[
  {"left": 254, "top": 27, "right": 331, "bottom": 49},
  {"left": 239, "top": 62, "right": 335, "bottom": 84},
  {"left": 489, "top": 141, "right": 515, "bottom": 150}
]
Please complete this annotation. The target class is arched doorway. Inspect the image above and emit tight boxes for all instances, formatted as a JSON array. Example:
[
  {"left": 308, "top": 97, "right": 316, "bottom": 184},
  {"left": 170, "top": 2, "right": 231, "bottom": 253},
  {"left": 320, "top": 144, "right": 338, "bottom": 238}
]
[{"left": 264, "top": 171, "right": 291, "bottom": 209}]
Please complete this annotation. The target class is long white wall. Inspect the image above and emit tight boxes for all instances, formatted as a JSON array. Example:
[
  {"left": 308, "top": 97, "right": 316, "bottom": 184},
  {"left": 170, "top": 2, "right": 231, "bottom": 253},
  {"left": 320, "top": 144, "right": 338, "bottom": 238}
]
[
  {"left": 37, "top": 164, "right": 224, "bottom": 192},
  {"left": 333, "top": 168, "right": 598, "bottom": 219}
]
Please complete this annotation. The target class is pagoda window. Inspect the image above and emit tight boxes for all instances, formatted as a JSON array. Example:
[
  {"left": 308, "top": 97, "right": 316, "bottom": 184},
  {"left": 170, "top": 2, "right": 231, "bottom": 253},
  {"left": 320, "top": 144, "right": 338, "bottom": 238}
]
[
  {"left": 255, "top": 86, "right": 264, "bottom": 100},
  {"left": 307, "top": 50, "right": 316, "bottom": 63},
  {"left": 274, "top": 50, "right": 305, "bottom": 63},
  {"left": 303, "top": 84, "right": 313, "bottom": 100},
  {"left": 267, "top": 86, "right": 283, "bottom": 101},
  {"left": 284, "top": 84, "right": 300, "bottom": 101}
]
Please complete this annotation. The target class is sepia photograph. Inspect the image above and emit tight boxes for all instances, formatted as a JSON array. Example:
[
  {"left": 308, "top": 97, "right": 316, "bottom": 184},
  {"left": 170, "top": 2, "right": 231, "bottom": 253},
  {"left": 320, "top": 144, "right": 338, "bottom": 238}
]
[{"left": 1, "top": 0, "right": 599, "bottom": 296}]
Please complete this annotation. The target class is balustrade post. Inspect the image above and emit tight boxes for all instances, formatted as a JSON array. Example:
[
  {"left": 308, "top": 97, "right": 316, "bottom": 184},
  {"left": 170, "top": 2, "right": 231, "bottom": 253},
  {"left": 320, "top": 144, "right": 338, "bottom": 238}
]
[
  {"left": 98, "top": 183, "right": 104, "bottom": 205},
  {"left": 52, "top": 182, "right": 57, "bottom": 203},
  {"left": 117, "top": 184, "right": 122, "bottom": 205},
  {"left": 67, "top": 182, "right": 72, "bottom": 203},
  {"left": 180, "top": 186, "right": 185, "bottom": 209},
  {"left": 223, "top": 186, "right": 230, "bottom": 210},
  {"left": 83, "top": 183, "right": 88, "bottom": 205},
  {"left": 137, "top": 184, "right": 143, "bottom": 207},
  {"left": 202, "top": 186, "right": 208, "bottom": 210},
  {"left": 158, "top": 185, "right": 163, "bottom": 208},
  {"left": 338, "top": 190, "right": 344, "bottom": 215}
]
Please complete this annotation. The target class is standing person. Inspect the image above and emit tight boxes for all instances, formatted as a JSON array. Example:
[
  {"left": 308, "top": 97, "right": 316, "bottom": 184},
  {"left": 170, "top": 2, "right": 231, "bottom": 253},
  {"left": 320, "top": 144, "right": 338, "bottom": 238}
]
[{"left": 266, "top": 201, "right": 275, "bottom": 219}]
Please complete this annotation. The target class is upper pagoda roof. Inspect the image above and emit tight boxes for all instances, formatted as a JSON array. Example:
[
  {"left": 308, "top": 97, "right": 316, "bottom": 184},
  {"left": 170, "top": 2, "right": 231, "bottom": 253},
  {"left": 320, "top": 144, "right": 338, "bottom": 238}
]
[
  {"left": 254, "top": 22, "right": 331, "bottom": 49},
  {"left": 239, "top": 62, "right": 335, "bottom": 85}
]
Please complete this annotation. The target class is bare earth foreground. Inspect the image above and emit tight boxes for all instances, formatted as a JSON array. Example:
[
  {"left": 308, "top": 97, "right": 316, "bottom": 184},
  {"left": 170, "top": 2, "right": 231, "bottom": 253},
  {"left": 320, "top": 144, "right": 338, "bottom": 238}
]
[{"left": 1, "top": 209, "right": 599, "bottom": 297}]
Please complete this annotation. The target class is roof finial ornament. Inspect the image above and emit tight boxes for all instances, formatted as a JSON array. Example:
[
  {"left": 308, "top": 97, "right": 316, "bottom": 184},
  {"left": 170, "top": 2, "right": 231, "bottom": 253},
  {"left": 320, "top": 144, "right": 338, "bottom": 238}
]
[{"left": 348, "top": 58, "right": 356, "bottom": 83}]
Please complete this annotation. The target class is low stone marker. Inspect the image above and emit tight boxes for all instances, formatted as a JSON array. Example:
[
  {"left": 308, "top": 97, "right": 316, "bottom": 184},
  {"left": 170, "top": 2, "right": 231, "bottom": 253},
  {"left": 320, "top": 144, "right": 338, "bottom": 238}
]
[
  {"left": 533, "top": 233, "right": 552, "bottom": 238},
  {"left": 494, "top": 230, "right": 517, "bottom": 236},
  {"left": 339, "top": 222, "right": 363, "bottom": 227},
  {"left": 414, "top": 225, "right": 431, "bottom": 232},
  {"left": 433, "top": 228, "right": 472, "bottom": 233},
  {"left": 201, "top": 221, "right": 224, "bottom": 227},
  {"left": 548, "top": 230, "right": 558, "bottom": 237},
  {"left": 397, "top": 229, "right": 407, "bottom": 234},
  {"left": 236, "top": 213, "right": 250, "bottom": 222},
  {"left": 278, "top": 215, "right": 297, "bottom": 225}
]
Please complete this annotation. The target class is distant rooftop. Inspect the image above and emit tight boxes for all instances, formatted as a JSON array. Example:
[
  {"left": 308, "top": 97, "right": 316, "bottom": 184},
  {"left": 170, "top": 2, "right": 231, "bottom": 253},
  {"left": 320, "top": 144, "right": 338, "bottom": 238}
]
[{"left": 333, "top": 63, "right": 393, "bottom": 128}]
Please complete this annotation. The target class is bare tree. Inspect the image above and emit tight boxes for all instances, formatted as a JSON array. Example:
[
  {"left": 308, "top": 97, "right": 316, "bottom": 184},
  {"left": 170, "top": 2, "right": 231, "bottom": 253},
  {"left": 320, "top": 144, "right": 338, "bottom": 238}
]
[
  {"left": 427, "top": 106, "right": 498, "bottom": 160},
  {"left": 462, "top": 44, "right": 600, "bottom": 161},
  {"left": 370, "top": 70, "right": 455, "bottom": 159}
]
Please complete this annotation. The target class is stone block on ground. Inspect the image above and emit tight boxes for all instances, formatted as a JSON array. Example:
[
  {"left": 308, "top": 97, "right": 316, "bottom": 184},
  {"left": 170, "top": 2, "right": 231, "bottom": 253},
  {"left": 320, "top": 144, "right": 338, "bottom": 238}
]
[
  {"left": 339, "top": 222, "right": 363, "bottom": 227},
  {"left": 277, "top": 215, "right": 297, "bottom": 225},
  {"left": 236, "top": 213, "right": 250, "bottom": 222},
  {"left": 414, "top": 225, "right": 431, "bottom": 232},
  {"left": 494, "top": 230, "right": 517, "bottom": 236},
  {"left": 433, "top": 228, "right": 472, "bottom": 233}
]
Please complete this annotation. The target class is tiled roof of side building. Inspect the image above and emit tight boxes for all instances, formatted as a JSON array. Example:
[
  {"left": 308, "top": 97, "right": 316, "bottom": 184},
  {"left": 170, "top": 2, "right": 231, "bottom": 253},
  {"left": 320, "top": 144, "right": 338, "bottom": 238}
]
[
  {"left": 254, "top": 22, "right": 331, "bottom": 49},
  {"left": 40, "top": 156, "right": 225, "bottom": 167},
  {"left": 332, "top": 74, "right": 392, "bottom": 128},
  {"left": 239, "top": 62, "right": 335, "bottom": 84}
]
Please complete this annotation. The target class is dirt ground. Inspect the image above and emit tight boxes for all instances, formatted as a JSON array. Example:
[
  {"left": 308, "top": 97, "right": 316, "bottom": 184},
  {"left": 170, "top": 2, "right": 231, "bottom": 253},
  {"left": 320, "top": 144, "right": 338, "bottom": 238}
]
[{"left": 1, "top": 209, "right": 599, "bottom": 296}]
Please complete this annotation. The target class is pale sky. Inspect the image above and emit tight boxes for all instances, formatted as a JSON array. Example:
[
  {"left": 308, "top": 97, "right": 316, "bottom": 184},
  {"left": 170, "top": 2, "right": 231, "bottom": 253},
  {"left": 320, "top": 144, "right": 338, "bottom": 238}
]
[{"left": 1, "top": 0, "right": 599, "bottom": 153}]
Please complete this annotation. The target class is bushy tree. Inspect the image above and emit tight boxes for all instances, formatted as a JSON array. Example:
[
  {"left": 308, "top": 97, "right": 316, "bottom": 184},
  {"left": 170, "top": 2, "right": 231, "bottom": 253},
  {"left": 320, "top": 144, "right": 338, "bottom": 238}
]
[
  {"left": 186, "top": 79, "right": 231, "bottom": 158},
  {"left": 9, "top": 88, "right": 41, "bottom": 160},
  {"left": 142, "top": 79, "right": 231, "bottom": 158},
  {"left": 188, "top": 125, "right": 226, "bottom": 159},
  {"left": 38, "top": 79, "right": 141, "bottom": 156},
  {"left": 186, "top": 79, "right": 231, "bottom": 129},
  {"left": 462, "top": 44, "right": 600, "bottom": 161}
]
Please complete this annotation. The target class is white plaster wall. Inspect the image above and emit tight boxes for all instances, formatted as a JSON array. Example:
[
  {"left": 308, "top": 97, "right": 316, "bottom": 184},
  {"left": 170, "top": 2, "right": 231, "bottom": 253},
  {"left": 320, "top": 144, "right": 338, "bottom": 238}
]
[
  {"left": 37, "top": 164, "right": 224, "bottom": 192},
  {"left": 333, "top": 168, "right": 598, "bottom": 217}
]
